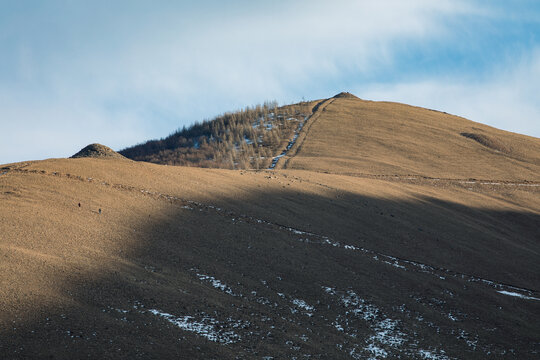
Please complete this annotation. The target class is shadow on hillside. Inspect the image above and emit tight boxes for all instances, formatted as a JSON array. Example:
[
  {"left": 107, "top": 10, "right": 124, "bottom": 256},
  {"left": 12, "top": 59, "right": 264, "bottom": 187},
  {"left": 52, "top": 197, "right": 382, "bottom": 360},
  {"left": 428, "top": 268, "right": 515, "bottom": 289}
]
[{"left": 2, "top": 185, "right": 540, "bottom": 359}]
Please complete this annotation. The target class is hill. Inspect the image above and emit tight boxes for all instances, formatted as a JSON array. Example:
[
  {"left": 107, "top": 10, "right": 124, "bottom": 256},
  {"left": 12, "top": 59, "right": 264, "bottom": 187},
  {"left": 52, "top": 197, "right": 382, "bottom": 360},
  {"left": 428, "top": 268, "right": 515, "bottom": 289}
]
[
  {"left": 279, "top": 95, "right": 540, "bottom": 180},
  {"left": 71, "top": 143, "right": 127, "bottom": 160},
  {"left": 119, "top": 101, "right": 314, "bottom": 169},
  {"left": 1, "top": 94, "right": 539, "bottom": 359},
  {"left": 120, "top": 93, "right": 540, "bottom": 182}
]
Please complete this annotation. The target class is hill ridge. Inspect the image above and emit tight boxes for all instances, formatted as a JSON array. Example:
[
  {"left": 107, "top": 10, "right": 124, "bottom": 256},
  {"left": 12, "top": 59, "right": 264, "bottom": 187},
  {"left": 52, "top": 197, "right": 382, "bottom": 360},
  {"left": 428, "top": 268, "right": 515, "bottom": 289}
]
[
  {"left": 117, "top": 93, "right": 540, "bottom": 181},
  {"left": 281, "top": 95, "right": 540, "bottom": 181}
]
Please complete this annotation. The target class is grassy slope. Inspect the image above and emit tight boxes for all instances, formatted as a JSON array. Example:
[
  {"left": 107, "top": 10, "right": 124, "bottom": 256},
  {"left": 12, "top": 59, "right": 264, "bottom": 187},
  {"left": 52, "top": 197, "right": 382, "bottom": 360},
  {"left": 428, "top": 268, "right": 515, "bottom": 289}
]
[
  {"left": 283, "top": 96, "right": 540, "bottom": 180},
  {"left": 1, "top": 156, "right": 539, "bottom": 359}
]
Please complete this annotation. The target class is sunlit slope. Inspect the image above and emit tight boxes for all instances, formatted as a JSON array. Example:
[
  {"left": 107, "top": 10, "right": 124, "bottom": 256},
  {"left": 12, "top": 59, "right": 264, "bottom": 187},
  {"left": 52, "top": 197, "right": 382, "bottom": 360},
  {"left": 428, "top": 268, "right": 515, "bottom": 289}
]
[
  {"left": 283, "top": 96, "right": 540, "bottom": 180},
  {"left": 1, "top": 158, "right": 539, "bottom": 358}
]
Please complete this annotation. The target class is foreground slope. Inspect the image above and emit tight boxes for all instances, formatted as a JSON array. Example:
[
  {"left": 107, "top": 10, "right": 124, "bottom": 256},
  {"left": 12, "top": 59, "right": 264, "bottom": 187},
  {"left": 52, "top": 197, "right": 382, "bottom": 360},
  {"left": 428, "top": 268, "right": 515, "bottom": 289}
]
[
  {"left": 1, "top": 157, "right": 539, "bottom": 359},
  {"left": 280, "top": 94, "right": 540, "bottom": 180}
]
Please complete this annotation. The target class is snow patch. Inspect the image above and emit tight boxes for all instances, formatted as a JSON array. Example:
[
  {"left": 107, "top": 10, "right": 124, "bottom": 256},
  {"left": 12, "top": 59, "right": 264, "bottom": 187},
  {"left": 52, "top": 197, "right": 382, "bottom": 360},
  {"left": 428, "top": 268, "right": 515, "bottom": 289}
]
[
  {"left": 292, "top": 298, "right": 315, "bottom": 316},
  {"left": 324, "top": 287, "right": 406, "bottom": 357},
  {"left": 148, "top": 309, "right": 245, "bottom": 344},
  {"left": 193, "top": 271, "right": 238, "bottom": 297},
  {"left": 365, "top": 343, "right": 388, "bottom": 358},
  {"left": 418, "top": 349, "right": 451, "bottom": 360},
  {"left": 268, "top": 115, "right": 309, "bottom": 169},
  {"left": 497, "top": 290, "right": 540, "bottom": 301}
]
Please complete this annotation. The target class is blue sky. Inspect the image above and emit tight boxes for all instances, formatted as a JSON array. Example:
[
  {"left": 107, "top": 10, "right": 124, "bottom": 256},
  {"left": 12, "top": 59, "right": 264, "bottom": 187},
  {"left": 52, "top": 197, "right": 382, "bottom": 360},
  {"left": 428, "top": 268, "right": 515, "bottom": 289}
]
[{"left": 1, "top": 0, "right": 539, "bottom": 164}]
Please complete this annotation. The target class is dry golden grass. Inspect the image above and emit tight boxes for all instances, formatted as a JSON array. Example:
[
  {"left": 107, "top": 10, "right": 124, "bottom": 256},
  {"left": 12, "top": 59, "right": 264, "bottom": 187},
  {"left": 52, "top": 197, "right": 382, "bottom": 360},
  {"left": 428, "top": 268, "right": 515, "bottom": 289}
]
[
  {"left": 1, "top": 96, "right": 540, "bottom": 358},
  {"left": 283, "top": 96, "right": 540, "bottom": 180}
]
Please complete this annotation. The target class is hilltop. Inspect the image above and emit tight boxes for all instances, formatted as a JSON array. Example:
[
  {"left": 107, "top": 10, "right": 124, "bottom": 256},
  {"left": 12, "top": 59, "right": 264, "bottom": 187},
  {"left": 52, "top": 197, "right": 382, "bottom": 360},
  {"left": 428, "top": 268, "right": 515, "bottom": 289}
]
[
  {"left": 1, "top": 94, "right": 539, "bottom": 359},
  {"left": 279, "top": 95, "right": 540, "bottom": 180},
  {"left": 71, "top": 143, "right": 127, "bottom": 160},
  {"left": 332, "top": 91, "right": 359, "bottom": 99}
]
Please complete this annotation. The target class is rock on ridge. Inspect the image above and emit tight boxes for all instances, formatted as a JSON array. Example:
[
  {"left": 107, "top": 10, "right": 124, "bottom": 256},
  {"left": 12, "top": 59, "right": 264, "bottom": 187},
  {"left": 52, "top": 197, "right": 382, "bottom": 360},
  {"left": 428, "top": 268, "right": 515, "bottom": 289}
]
[{"left": 333, "top": 92, "right": 359, "bottom": 99}]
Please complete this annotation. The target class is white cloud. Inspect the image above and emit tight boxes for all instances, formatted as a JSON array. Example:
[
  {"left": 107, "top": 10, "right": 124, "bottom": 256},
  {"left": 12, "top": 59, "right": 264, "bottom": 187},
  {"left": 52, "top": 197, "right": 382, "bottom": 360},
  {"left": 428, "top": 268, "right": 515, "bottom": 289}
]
[
  {"left": 0, "top": 90, "right": 149, "bottom": 163},
  {"left": 2, "top": 0, "right": 529, "bottom": 164}
]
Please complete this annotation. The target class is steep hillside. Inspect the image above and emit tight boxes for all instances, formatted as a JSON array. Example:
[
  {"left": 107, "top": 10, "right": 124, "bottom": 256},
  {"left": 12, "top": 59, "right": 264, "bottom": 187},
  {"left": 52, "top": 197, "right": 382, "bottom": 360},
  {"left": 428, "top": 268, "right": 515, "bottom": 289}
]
[
  {"left": 280, "top": 95, "right": 540, "bottom": 180},
  {"left": 1, "top": 156, "right": 539, "bottom": 359}
]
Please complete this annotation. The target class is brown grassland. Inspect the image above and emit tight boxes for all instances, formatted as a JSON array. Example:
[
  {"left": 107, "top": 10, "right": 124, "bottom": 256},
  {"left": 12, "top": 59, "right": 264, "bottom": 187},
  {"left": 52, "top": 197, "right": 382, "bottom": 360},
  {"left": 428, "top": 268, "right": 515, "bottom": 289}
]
[{"left": 1, "top": 94, "right": 539, "bottom": 359}]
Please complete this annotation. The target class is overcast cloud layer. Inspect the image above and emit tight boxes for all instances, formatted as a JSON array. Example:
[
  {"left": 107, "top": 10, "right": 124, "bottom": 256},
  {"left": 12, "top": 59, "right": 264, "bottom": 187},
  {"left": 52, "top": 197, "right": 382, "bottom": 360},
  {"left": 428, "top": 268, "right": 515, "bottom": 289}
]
[{"left": 1, "top": 0, "right": 539, "bottom": 163}]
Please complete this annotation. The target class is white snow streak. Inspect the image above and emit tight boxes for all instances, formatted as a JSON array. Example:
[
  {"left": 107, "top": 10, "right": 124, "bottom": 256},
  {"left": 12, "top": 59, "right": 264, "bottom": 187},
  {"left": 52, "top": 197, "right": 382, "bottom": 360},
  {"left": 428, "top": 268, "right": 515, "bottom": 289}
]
[
  {"left": 497, "top": 290, "right": 540, "bottom": 301},
  {"left": 193, "top": 271, "right": 238, "bottom": 296},
  {"left": 148, "top": 309, "right": 245, "bottom": 344}
]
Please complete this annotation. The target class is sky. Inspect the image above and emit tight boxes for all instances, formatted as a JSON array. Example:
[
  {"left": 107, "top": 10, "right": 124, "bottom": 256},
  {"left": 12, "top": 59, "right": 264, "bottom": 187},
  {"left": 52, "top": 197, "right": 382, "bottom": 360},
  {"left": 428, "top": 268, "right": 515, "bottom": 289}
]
[{"left": 1, "top": 0, "right": 539, "bottom": 164}]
